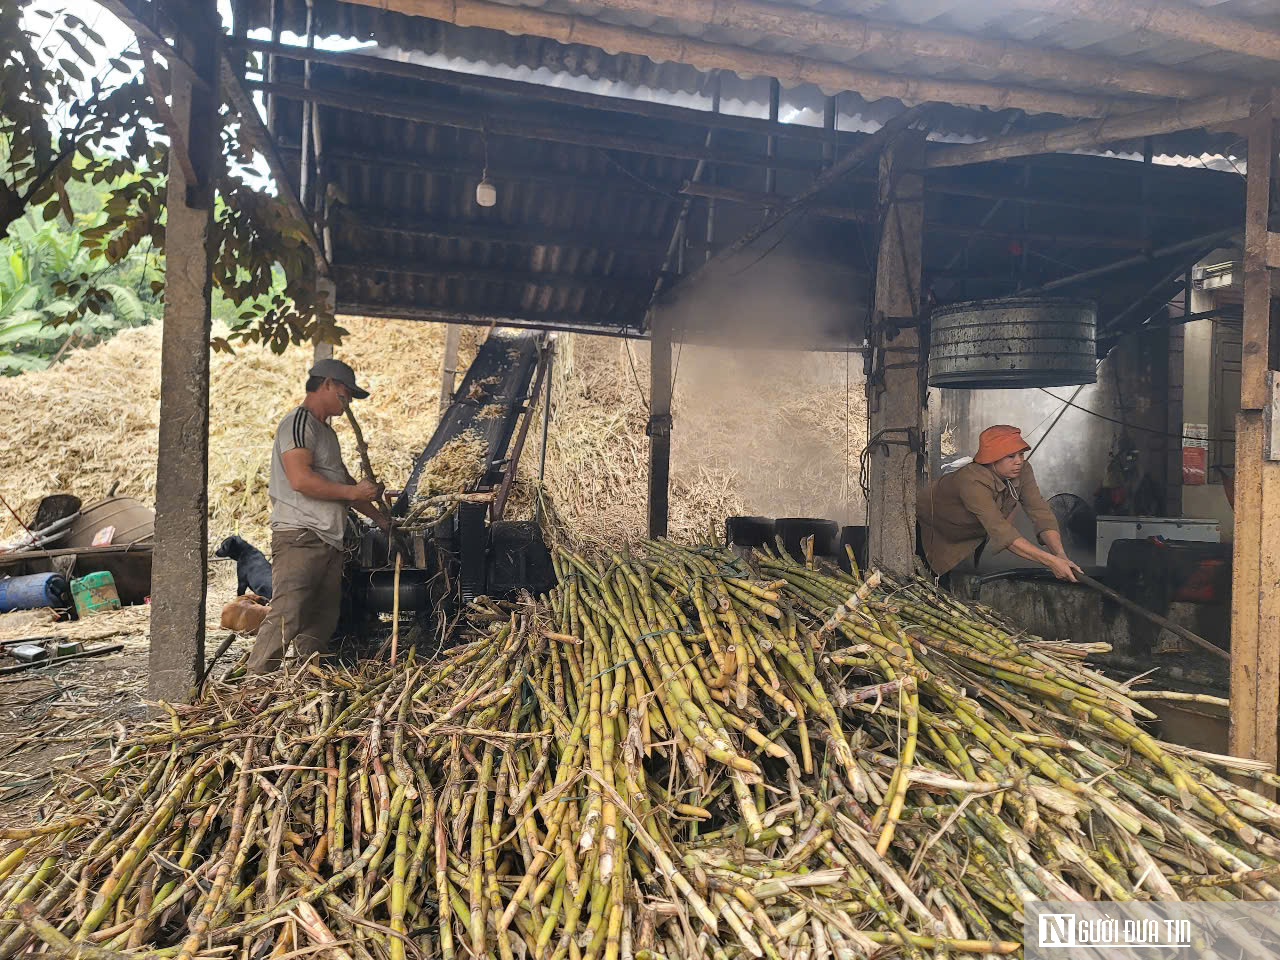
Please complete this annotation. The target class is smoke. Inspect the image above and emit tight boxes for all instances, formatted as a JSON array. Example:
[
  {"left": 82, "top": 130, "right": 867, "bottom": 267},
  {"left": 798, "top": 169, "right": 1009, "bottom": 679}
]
[
  {"left": 667, "top": 249, "right": 867, "bottom": 351},
  {"left": 658, "top": 249, "right": 871, "bottom": 529},
  {"left": 668, "top": 344, "right": 867, "bottom": 527}
]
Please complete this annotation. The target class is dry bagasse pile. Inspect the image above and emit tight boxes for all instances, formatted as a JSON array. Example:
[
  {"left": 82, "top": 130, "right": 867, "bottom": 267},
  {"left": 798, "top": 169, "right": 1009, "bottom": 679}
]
[
  {"left": 3, "top": 538, "right": 1279, "bottom": 960},
  {"left": 0, "top": 324, "right": 865, "bottom": 554},
  {"left": 0, "top": 319, "right": 482, "bottom": 549}
]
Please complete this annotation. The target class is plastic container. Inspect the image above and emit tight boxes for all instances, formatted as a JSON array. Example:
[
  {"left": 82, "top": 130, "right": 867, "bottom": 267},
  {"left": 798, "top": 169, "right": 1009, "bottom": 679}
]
[
  {"left": 71, "top": 571, "right": 121, "bottom": 618},
  {"left": 0, "top": 572, "right": 69, "bottom": 612}
]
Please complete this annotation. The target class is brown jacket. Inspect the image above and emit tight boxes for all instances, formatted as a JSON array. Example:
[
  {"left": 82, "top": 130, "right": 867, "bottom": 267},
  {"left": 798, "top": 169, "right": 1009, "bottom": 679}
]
[{"left": 917, "top": 462, "right": 1059, "bottom": 575}]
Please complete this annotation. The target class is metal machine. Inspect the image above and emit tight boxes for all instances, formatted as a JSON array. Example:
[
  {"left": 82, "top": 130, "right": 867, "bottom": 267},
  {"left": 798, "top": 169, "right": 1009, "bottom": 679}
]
[{"left": 339, "top": 330, "right": 557, "bottom": 635}]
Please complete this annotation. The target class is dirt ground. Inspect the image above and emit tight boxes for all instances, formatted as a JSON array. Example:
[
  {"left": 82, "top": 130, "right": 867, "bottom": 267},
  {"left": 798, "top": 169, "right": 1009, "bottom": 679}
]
[{"left": 0, "top": 565, "right": 251, "bottom": 826}]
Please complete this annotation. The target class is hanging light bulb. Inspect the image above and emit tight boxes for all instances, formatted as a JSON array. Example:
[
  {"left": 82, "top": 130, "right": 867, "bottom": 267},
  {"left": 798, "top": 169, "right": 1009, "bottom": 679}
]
[{"left": 475, "top": 124, "right": 497, "bottom": 207}]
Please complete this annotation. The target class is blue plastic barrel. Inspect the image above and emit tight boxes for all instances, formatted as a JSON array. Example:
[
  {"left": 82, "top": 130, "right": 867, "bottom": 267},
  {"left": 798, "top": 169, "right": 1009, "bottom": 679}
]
[{"left": 0, "top": 572, "right": 69, "bottom": 612}]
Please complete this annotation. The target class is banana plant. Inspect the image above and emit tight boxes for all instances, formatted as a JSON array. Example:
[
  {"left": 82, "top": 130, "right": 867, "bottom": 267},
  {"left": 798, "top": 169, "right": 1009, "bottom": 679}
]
[{"left": 0, "top": 207, "right": 162, "bottom": 374}]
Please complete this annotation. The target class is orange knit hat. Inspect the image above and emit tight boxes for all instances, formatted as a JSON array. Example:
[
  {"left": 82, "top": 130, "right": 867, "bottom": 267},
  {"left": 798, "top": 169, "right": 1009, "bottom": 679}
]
[{"left": 974, "top": 425, "right": 1030, "bottom": 465}]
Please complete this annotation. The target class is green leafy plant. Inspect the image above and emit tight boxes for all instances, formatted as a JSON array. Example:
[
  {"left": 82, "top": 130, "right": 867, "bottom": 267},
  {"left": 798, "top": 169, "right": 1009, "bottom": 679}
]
[{"left": 1, "top": 0, "right": 343, "bottom": 359}]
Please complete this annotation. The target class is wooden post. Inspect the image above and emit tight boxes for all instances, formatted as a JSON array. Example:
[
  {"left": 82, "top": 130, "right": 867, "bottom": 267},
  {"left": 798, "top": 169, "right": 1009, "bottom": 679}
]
[
  {"left": 313, "top": 277, "right": 335, "bottom": 362},
  {"left": 439, "top": 323, "right": 462, "bottom": 412},
  {"left": 765, "top": 77, "right": 779, "bottom": 215},
  {"left": 149, "top": 9, "right": 219, "bottom": 703},
  {"left": 647, "top": 310, "right": 674, "bottom": 539},
  {"left": 866, "top": 130, "right": 925, "bottom": 576},
  {"left": 1229, "top": 98, "right": 1280, "bottom": 772}
]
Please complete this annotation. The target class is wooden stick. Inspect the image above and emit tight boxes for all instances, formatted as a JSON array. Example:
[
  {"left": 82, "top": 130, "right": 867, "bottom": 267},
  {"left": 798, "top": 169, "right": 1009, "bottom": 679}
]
[
  {"left": 0, "top": 644, "right": 125, "bottom": 676},
  {"left": 1074, "top": 573, "right": 1228, "bottom": 662},
  {"left": 390, "top": 554, "right": 402, "bottom": 667},
  {"left": 341, "top": 398, "right": 405, "bottom": 557}
]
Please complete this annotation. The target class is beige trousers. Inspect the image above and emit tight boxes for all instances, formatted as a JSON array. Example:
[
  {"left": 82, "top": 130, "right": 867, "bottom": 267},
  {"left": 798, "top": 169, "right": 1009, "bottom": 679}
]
[{"left": 246, "top": 528, "right": 343, "bottom": 674}]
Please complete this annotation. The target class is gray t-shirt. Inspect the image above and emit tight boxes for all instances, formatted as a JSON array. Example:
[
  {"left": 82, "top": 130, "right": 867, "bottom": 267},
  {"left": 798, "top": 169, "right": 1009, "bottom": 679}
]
[{"left": 269, "top": 405, "right": 354, "bottom": 550}]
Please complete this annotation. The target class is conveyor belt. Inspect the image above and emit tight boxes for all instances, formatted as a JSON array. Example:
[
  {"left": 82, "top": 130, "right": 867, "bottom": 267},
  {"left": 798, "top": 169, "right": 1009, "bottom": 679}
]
[{"left": 394, "top": 331, "right": 542, "bottom": 513}]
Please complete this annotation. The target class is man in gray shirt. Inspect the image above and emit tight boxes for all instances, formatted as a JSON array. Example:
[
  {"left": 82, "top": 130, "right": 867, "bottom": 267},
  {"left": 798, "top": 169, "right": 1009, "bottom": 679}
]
[{"left": 247, "top": 358, "right": 389, "bottom": 673}]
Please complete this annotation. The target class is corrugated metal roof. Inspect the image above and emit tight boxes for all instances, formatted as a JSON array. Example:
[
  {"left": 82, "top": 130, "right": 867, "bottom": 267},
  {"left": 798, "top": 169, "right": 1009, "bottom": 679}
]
[
  {"left": 240, "top": 0, "right": 1271, "bottom": 158},
  {"left": 267, "top": 52, "right": 1247, "bottom": 343}
]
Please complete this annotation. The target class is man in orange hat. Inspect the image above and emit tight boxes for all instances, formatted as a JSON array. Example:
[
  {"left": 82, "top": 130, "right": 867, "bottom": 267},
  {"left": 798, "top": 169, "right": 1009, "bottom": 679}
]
[{"left": 918, "top": 424, "right": 1081, "bottom": 581}]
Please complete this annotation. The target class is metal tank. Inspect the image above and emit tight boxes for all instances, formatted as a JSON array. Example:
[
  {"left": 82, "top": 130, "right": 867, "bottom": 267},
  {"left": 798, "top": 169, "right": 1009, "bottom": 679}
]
[{"left": 928, "top": 297, "right": 1097, "bottom": 389}]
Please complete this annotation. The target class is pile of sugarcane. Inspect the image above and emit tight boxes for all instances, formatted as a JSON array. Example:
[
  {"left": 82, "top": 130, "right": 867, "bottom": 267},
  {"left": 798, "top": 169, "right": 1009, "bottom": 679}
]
[{"left": 5, "top": 537, "right": 1280, "bottom": 960}]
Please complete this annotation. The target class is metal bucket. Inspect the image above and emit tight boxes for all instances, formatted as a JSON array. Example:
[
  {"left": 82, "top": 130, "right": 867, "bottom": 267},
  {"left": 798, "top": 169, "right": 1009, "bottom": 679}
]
[
  {"left": 928, "top": 297, "right": 1097, "bottom": 389},
  {"left": 66, "top": 497, "right": 155, "bottom": 548}
]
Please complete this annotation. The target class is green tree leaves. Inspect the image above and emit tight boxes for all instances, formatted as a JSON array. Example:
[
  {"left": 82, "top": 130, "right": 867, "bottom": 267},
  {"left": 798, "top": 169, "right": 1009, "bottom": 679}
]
[{"left": 3, "top": 0, "right": 337, "bottom": 362}]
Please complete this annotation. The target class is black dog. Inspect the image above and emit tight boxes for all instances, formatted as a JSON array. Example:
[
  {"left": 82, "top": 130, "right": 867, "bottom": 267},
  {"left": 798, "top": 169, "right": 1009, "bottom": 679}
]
[{"left": 214, "top": 535, "right": 273, "bottom": 600}]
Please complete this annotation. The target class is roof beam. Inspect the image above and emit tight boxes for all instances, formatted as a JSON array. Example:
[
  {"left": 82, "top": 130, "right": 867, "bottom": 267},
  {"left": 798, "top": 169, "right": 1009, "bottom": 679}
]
[
  {"left": 93, "top": 0, "right": 212, "bottom": 92},
  {"left": 687, "top": 177, "right": 1241, "bottom": 223},
  {"left": 680, "top": 182, "right": 870, "bottom": 222},
  {"left": 547, "top": 0, "right": 1222, "bottom": 100},
  {"left": 282, "top": 143, "right": 692, "bottom": 200},
  {"left": 657, "top": 106, "right": 927, "bottom": 307},
  {"left": 926, "top": 90, "right": 1258, "bottom": 168},
  {"left": 250, "top": 80, "right": 822, "bottom": 172},
  {"left": 339, "top": 208, "right": 670, "bottom": 257},
  {"left": 332, "top": 260, "right": 649, "bottom": 292},
  {"left": 237, "top": 38, "right": 864, "bottom": 149},
  {"left": 337, "top": 303, "right": 649, "bottom": 338},
  {"left": 680, "top": 181, "right": 1192, "bottom": 248},
  {"left": 1014, "top": 0, "right": 1280, "bottom": 64},
  {"left": 221, "top": 61, "right": 330, "bottom": 274},
  {"left": 341, "top": 0, "right": 1150, "bottom": 117},
  {"left": 928, "top": 179, "right": 1241, "bottom": 222}
]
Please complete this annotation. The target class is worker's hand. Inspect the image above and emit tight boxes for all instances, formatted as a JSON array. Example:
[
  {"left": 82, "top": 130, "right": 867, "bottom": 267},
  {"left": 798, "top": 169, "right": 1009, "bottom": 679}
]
[
  {"left": 1047, "top": 555, "right": 1079, "bottom": 582},
  {"left": 351, "top": 478, "right": 383, "bottom": 503}
]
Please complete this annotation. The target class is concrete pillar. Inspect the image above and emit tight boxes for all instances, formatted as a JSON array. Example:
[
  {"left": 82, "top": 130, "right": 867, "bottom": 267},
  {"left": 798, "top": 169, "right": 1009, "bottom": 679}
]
[
  {"left": 1229, "top": 98, "right": 1280, "bottom": 772},
  {"left": 149, "top": 11, "right": 220, "bottom": 702},
  {"left": 647, "top": 310, "right": 673, "bottom": 539},
  {"left": 866, "top": 131, "right": 926, "bottom": 576}
]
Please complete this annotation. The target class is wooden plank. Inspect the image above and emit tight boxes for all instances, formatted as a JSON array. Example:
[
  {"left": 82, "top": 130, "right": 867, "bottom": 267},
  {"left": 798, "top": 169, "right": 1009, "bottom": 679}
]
[
  {"left": 536, "top": 0, "right": 1220, "bottom": 99},
  {"left": 1016, "top": 0, "right": 1280, "bottom": 63},
  {"left": 341, "top": 0, "right": 1146, "bottom": 118},
  {"left": 647, "top": 310, "right": 673, "bottom": 539},
  {"left": 149, "top": 7, "right": 219, "bottom": 704},
  {"left": 1229, "top": 412, "right": 1264, "bottom": 765},
  {"left": 867, "top": 130, "right": 925, "bottom": 576},
  {"left": 1268, "top": 232, "right": 1280, "bottom": 271},
  {"left": 1257, "top": 455, "right": 1280, "bottom": 775},
  {"left": 926, "top": 92, "right": 1256, "bottom": 169},
  {"left": 1242, "top": 101, "right": 1275, "bottom": 411},
  {"left": 439, "top": 324, "right": 462, "bottom": 414}
]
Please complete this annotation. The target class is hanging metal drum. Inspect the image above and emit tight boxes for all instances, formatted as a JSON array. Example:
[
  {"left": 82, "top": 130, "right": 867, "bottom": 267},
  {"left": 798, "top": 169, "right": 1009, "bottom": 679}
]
[{"left": 928, "top": 297, "right": 1097, "bottom": 389}]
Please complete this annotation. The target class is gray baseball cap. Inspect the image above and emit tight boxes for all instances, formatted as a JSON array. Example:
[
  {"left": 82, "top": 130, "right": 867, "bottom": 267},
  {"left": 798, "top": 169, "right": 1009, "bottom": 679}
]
[{"left": 309, "top": 358, "right": 369, "bottom": 399}]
